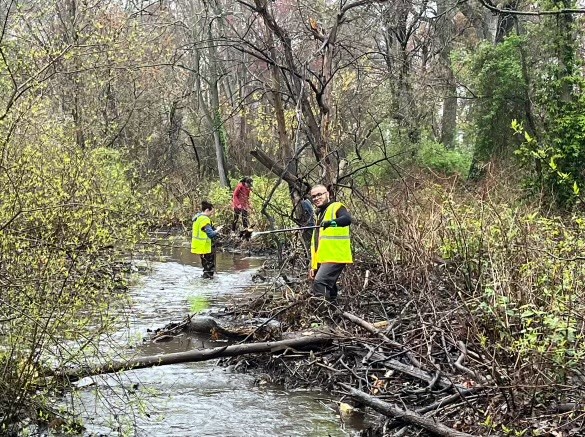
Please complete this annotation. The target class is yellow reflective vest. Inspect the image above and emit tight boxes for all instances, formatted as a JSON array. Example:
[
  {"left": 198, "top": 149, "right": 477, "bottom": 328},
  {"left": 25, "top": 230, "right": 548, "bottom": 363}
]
[
  {"left": 310, "top": 202, "right": 353, "bottom": 270},
  {"left": 191, "top": 214, "right": 212, "bottom": 255}
]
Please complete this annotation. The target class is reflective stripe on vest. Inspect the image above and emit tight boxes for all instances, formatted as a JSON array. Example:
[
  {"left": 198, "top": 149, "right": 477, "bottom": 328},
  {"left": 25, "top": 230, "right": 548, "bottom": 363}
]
[
  {"left": 191, "top": 214, "right": 212, "bottom": 254},
  {"left": 310, "top": 202, "right": 352, "bottom": 269}
]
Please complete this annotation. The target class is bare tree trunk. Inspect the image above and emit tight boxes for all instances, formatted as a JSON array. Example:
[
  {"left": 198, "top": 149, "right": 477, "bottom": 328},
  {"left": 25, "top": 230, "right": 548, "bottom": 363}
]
[
  {"left": 437, "top": 0, "right": 457, "bottom": 148},
  {"left": 186, "top": 0, "right": 230, "bottom": 188},
  {"left": 59, "top": 0, "right": 85, "bottom": 149},
  {"left": 193, "top": 23, "right": 229, "bottom": 187},
  {"left": 206, "top": 8, "right": 230, "bottom": 188},
  {"left": 168, "top": 100, "right": 183, "bottom": 168},
  {"left": 495, "top": 0, "right": 519, "bottom": 43},
  {"left": 317, "top": 21, "right": 340, "bottom": 184},
  {"left": 263, "top": 20, "right": 305, "bottom": 215},
  {"left": 250, "top": 149, "right": 311, "bottom": 193},
  {"left": 457, "top": 1, "right": 495, "bottom": 42},
  {"left": 383, "top": 4, "right": 420, "bottom": 143}
]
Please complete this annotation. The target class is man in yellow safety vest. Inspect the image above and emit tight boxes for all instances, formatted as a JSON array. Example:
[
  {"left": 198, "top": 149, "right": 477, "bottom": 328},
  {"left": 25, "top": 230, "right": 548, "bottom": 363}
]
[
  {"left": 309, "top": 185, "right": 353, "bottom": 301},
  {"left": 191, "top": 201, "right": 223, "bottom": 279}
]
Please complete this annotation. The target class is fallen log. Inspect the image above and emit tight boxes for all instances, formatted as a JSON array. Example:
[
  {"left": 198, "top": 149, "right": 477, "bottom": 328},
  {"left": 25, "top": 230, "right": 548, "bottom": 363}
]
[
  {"left": 370, "top": 354, "right": 455, "bottom": 390},
  {"left": 49, "top": 333, "right": 334, "bottom": 382},
  {"left": 339, "top": 384, "right": 475, "bottom": 437}
]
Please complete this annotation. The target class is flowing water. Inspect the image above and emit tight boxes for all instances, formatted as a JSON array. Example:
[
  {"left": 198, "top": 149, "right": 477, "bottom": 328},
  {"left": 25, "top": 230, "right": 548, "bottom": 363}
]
[{"left": 66, "top": 239, "right": 366, "bottom": 436}]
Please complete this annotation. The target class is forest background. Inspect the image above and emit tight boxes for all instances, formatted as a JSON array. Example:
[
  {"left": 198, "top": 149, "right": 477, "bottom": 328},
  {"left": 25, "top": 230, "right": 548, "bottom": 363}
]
[{"left": 1, "top": 0, "right": 585, "bottom": 434}]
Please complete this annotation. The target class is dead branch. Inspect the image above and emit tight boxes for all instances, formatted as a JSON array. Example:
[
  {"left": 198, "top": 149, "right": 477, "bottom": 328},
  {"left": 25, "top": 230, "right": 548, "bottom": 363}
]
[
  {"left": 455, "top": 341, "right": 489, "bottom": 385},
  {"left": 362, "top": 346, "right": 456, "bottom": 390},
  {"left": 250, "top": 149, "right": 311, "bottom": 193},
  {"left": 416, "top": 387, "right": 481, "bottom": 415},
  {"left": 339, "top": 384, "right": 475, "bottom": 437},
  {"left": 341, "top": 311, "right": 423, "bottom": 367}
]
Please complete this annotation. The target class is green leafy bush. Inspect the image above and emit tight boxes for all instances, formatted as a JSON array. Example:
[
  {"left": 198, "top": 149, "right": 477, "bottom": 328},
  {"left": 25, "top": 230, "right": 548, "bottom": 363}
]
[
  {"left": 518, "top": 2, "right": 585, "bottom": 207},
  {"left": 416, "top": 139, "right": 472, "bottom": 177},
  {"left": 456, "top": 36, "right": 528, "bottom": 162}
]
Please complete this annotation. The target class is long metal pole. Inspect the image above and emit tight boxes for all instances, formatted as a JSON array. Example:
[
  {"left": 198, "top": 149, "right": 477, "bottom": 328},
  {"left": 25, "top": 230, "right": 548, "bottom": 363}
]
[{"left": 250, "top": 225, "right": 320, "bottom": 238}]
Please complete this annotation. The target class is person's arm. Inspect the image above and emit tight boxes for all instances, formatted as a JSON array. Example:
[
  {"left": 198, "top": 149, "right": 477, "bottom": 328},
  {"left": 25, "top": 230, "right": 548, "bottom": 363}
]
[
  {"left": 321, "top": 207, "right": 352, "bottom": 228},
  {"left": 334, "top": 207, "right": 351, "bottom": 226},
  {"left": 202, "top": 224, "right": 220, "bottom": 239}
]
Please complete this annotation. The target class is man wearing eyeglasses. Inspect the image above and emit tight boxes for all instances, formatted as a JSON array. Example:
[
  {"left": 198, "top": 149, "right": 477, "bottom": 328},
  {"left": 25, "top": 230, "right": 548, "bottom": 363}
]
[{"left": 309, "top": 185, "right": 353, "bottom": 302}]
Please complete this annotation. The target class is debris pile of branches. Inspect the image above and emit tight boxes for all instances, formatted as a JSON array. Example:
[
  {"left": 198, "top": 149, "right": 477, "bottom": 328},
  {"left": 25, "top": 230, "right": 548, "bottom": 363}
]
[{"left": 218, "top": 257, "right": 585, "bottom": 436}]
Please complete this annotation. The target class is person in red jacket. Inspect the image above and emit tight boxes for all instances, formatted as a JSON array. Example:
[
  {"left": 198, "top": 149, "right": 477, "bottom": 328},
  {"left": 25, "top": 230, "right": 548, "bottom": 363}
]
[{"left": 231, "top": 177, "right": 253, "bottom": 232}]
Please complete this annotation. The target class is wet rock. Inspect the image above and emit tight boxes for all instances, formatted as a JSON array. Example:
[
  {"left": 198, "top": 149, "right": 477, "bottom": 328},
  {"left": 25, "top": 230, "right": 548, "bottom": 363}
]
[{"left": 187, "top": 315, "right": 220, "bottom": 333}]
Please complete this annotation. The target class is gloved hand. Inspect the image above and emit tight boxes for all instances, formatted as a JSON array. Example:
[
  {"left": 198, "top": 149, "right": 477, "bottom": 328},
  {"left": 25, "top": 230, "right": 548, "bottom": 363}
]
[{"left": 321, "top": 220, "right": 337, "bottom": 229}]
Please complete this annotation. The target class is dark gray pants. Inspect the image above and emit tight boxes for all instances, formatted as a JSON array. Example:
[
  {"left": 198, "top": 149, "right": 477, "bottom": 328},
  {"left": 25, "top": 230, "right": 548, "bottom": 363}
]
[
  {"left": 312, "top": 263, "right": 346, "bottom": 300},
  {"left": 200, "top": 251, "right": 216, "bottom": 278},
  {"left": 231, "top": 208, "right": 249, "bottom": 231}
]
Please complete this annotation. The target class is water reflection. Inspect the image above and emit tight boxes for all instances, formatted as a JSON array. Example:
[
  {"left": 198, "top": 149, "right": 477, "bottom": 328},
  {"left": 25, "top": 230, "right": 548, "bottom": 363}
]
[{"left": 158, "top": 238, "right": 260, "bottom": 274}]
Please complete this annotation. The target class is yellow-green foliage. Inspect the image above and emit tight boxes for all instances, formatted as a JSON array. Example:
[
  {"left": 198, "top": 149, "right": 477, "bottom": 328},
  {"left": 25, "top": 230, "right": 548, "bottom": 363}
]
[
  {"left": 0, "top": 111, "right": 146, "bottom": 424},
  {"left": 140, "top": 178, "right": 202, "bottom": 227},
  {"left": 205, "top": 182, "right": 233, "bottom": 225},
  {"left": 440, "top": 197, "right": 585, "bottom": 375},
  {"left": 246, "top": 96, "right": 298, "bottom": 153},
  {"left": 141, "top": 175, "right": 296, "bottom": 231}
]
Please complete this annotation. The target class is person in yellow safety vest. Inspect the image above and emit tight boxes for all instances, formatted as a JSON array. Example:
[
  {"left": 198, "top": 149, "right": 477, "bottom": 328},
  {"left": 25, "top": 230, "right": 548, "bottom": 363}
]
[
  {"left": 308, "top": 184, "right": 353, "bottom": 301},
  {"left": 191, "top": 201, "right": 224, "bottom": 279}
]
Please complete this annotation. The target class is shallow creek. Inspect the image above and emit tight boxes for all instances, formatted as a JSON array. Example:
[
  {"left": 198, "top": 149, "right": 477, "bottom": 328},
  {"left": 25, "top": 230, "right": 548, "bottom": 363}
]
[{"left": 67, "top": 240, "right": 366, "bottom": 436}]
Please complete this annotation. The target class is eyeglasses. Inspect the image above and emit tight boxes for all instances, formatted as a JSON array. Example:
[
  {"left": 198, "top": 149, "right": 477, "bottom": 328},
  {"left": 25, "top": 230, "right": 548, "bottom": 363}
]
[{"left": 311, "top": 192, "right": 327, "bottom": 200}]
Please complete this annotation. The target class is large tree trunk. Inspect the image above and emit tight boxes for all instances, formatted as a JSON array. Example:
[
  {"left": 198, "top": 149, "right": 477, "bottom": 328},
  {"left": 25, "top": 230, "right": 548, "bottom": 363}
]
[
  {"left": 206, "top": 10, "right": 230, "bottom": 188},
  {"left": 437, "top": 0, "right": 457, "bottom": 148},
  {"left": 264, "top": 23, "right": 304, "bottom": 213},
  {"left": 383, "top": 3, "right": 420, "bottom": 143},
  {"left": 194, "top": 46, "right": 230, "bottom": 188},
  {"left": 188, "top": 0, "right": 230, "bottom": 188},
  {"left": 495, "top": 0, "right": 519, "bottom": 43}
]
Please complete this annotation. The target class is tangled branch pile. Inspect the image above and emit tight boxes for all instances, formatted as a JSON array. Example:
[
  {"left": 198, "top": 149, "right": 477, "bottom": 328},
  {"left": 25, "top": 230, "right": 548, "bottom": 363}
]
[{"left": 224, "top": 175, "right": 585, "bottom": 436}]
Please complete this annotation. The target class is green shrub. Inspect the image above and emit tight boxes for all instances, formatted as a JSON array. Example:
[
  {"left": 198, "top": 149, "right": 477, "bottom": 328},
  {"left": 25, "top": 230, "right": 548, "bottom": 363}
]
[
  {"left": 440, "top": 198, "right": 585, "bottom": 379},
  {"left": 455, "top": 36, "right": 528, "bottom": 162},
  {"left": 0, "top": 114, "right": 146, "bottom": 429},
  {"left": 416, "top": 139, "right": 472, "bottom": 177}
]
